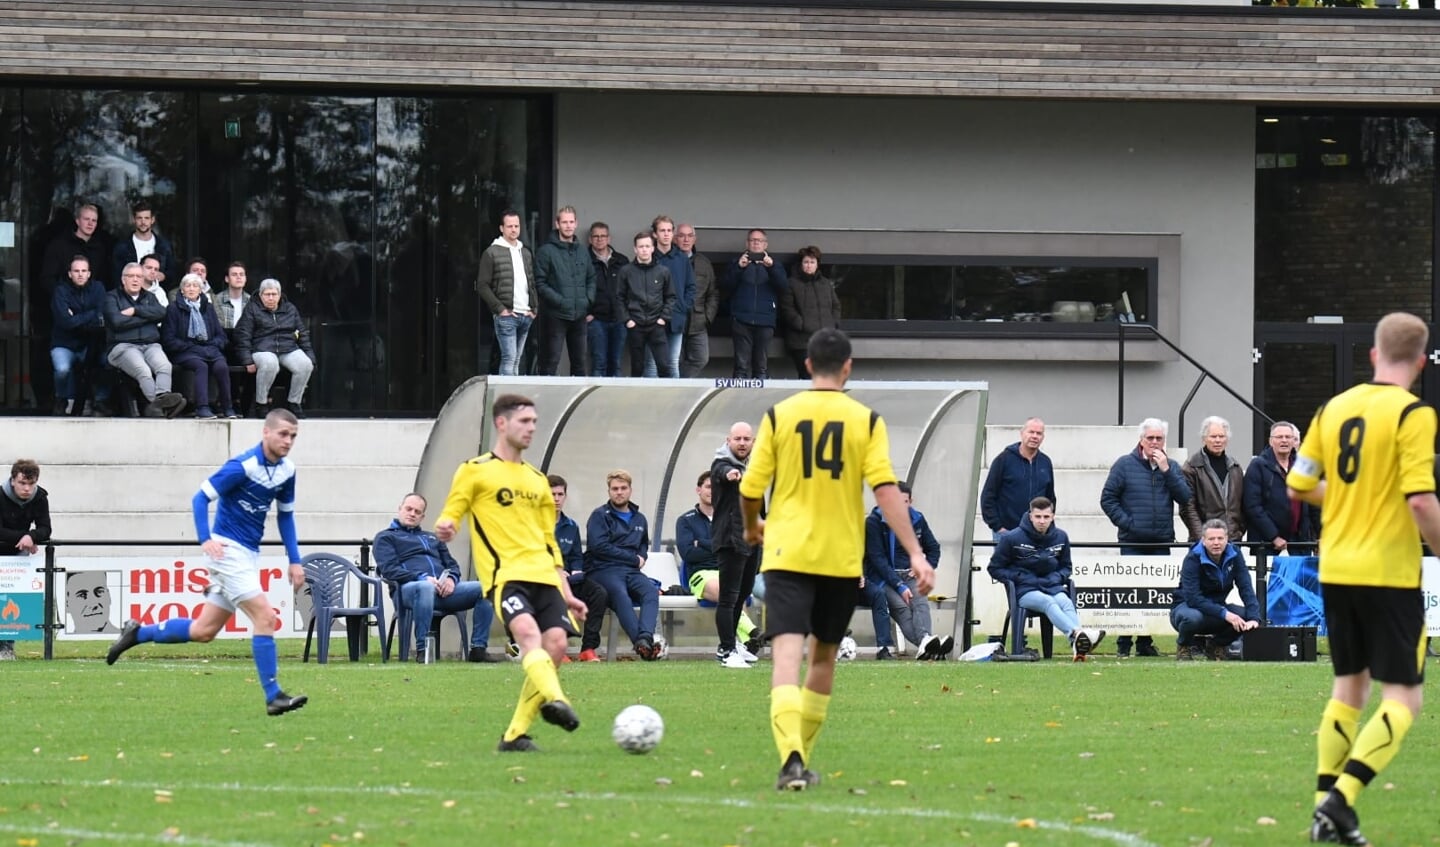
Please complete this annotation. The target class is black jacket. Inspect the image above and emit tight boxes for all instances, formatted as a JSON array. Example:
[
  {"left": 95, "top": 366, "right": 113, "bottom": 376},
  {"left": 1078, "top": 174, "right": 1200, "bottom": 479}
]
[
  {"left": 589, "top": 248, "right": 629, "bottom": 322},
  {"left": 778, "top": 272, "right": 842, "bottom": 351},
  {"left": 1243, "top": 447, "right": 1319, "bottom": 549},
  {"left": 161, "top": 296, "right": 228, "bottom": 362},
  {"left": 103, "top": 287, "right": 166, "bottom": 346},
  {"left": 112, "top": 233, "right": 176, "bottom": 293},
  {"left": 710, "top": 447, "right": 752, "bottom": 553},
  {"left": 987, "top": 513, "right": 1072, "bottom": 598},
  {"left": 618, "top": 260, "right": 675, "bottom": 326},
  {"left": 232, "top": 297, "right": 314, "bottom": 362},
  {"left": 0, "top": 485, "right": 51, "bottom": 555}
]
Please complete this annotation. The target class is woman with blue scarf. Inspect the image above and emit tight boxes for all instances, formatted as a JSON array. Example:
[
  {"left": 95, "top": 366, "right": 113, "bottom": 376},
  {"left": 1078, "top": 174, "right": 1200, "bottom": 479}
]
[{"left": 161, "top": 274, "right": 236, "bottom": 419}]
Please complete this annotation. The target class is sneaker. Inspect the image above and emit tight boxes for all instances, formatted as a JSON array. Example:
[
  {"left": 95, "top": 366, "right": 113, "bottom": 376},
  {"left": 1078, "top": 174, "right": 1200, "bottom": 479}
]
[
  {"left": 497, "top": 734, "right": 539, "bottom": 752},
  {"left": 540, "top": 700, "right": 580, "bottom": 732},
  {"left": 875, "top": 646, "right": 895, "bottom": 661},
  {"left": 734, "top": 642, "right": 759, "bottom": 663},
  {"left": 142, "top": 399, "right": 168, "bottom": 418},
  {"left": 224, "top": 408, "right": 242, "bottom": 419},
  {"left": 917, "top": 634, "right": 939, "bottom": 660},
  {"left": 744, "top": 634, "right": 764, "bottom": 657},
  {"left": 252, "top": 402, "right": 270, "bottom": 419},
  {"left": 636, "top": 636, "right": 659, "bottom": 661},
  {"left": 933, "top": 635, "right": 955, "bottom": 659},
  {"left": 1175, "top": 645, "right": 1200, "bottom": 662},
  {"left": 577, "top": 648, "right": 601, "bottom": 663},
  {"left": 801, "top": 769, "right": 822, "bottom": 788},
  {"left": 719, "top": 650, "right": 751, "bottom": 669},
  {"left": 1086, "top": 629, "right": 1107, "bottom": 652},
  {"left": 414, "top": 639, "right": 430, "bottom": 664},
  {"left": 0, "top": 643, "right": 14, "bottom": 661},
  {"left": 776, "top": 752, "right": 809, "bottom": 791},
  {"left": 1072, "top": 629, "right": 1092, "bottom": 658},
  {"left": 1312, "top": 790, "right": 1368, "bottom": 845},
  {"left": 1136, "top": 641, "right": 1161, "bottom": 658},
  {"left": 195, "top": 406, "right": 217, "bottom": 420},
  {"left": 288, "top": 403, "right": 306, "bottom": 420},
  {"left": 468, "top": 647, "right": 501, "bottom": 663},
  {"left": 106, "top": 620, "right": 140, "bottom": 665},
  {"left": 157, "top": 392, "right": 187, "bottom": 418},
  {"left": 266, "top": 691, "right": 308, "bottom": 716},
  {"left": 506, "top": 640, "right": 521, "bottom": 658},
  {"left": 1206, "top": 644, "right": 1229, "bottom": 662}
]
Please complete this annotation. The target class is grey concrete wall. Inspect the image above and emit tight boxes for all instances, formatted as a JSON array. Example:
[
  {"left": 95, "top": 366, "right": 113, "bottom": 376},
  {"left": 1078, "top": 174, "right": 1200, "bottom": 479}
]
[{"left": 556, "top": 94, "right": 1260, "bottom": 452}]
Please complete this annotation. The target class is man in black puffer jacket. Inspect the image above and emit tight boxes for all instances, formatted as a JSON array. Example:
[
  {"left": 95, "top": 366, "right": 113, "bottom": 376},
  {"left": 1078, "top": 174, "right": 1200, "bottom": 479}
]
[
  {"left": 988, "top": 496, "right": 1104, "bottom": 659},
  {"left": 617, "top": 233, "right": 675, "bottom": 378}
]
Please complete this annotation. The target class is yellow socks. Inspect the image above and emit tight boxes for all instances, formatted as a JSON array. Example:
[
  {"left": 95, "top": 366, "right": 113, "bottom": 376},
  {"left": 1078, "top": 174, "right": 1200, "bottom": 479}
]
[
  {"left": 770, "top": 684, "right": 803, "bottom": 767},
  {"left": 799, "top": 688, "right": 831, "bottom": 763},
  {"left": 503, "top": 678, "right": 542, "bottom": 742},
  {"left": 1334, "top": 699, "right": 1414, "bottom": 807},
  {"left": 522, "top": 648, "right": 565, "bottom": 703},
  {"left": 1315, "top": 699, "right": 1361, "bottom": 806}
]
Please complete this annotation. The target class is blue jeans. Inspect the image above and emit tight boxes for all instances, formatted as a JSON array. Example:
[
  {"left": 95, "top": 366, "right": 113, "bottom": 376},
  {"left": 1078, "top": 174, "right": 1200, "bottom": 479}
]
[
  {"left": 1018, "top": 589, "right": 1080, "bottom": 636},
  {"left": 397, "top": 579, "right": 492, "bottom": 651},
  {"left": 586, "top": 567, "right": 659, "bottom": 644},
  {"left": 860, "top": 580, "right": 895, "bottom": 648},
  {"left": 587, "top": 318, "right": 625, "bottom": 376},
  {"left": 1171, "top": 602, "right": 1246, "bottom": 648},
  {"left": 642, "top": 331, "right": 684, "bottom": 379},
  {"left": 51, "top": 346, "right": 85, "bottom": 400},
  {"left": 494, "top": 313, "right": 533, "bottom": 376}
]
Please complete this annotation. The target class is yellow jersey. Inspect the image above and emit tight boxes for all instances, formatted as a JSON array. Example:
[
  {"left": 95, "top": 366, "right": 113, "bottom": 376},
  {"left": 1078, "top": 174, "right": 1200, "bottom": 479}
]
[
  {"left": 740, "top": 389, "right": 900, "bottom": 578},
  {"left": 1288, "top": 382, "right": 1437, "bottom": 588},
  {"left": 437, "top": 453, "right": 563, "bottom": 594}
]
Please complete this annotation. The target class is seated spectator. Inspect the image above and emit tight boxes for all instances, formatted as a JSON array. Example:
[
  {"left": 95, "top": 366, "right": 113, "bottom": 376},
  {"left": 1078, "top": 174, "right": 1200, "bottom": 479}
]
[
  {"left": 0, "top": 459, "right": 51, "bottom": 660},
  {"left": 777, "top": 245, "right": 841, "bottom": 380},
  {"left": 1171, "top": 519, "right": 1260, "bottom": 662},
  {"left": 1243, "top": 420, "right": 1318, "bottom": 556},
  {"left": 1179, "top": 415, "right": 1246, "bottom": 542},
  {"left": 584, "top": 470, "right": 662, "bottom": 660},
  {"left": 862, "top": 482, "right": 952, "bottom": 660},
  {"left": 373, "top": 492, "right": 497, "bottom": 663},
  {"left": 179, "top": 256, "right": 213, "bottom": 302},
  {"left": 103, "top": 262, "right": 185, "bottom": 418},
  {"left": 857, "top": 574, "right": 898, "bottom": 660},
  {"left": 676, "top": 470, "right": 757, "bottom": 668},
  {"left": 214, "top": 261, "right": 251, "bottom": 333},
  {"left": 50, "top": 255, "right": 110, "bottom": 417},
  {"left": 161, "top": 274, "right": 237, "bottom": 420},
  {"left": 550, "top": 473, "right": 607, "bottom": 662},
  {"left": 988, "top": 497, "right": 1104, "bottom": 660},
  {"left": 232, "top": 278, "right": 315, "bottom": 418},
  {"left": 140, "top": 254, "right": 168, "bottom": 308}
]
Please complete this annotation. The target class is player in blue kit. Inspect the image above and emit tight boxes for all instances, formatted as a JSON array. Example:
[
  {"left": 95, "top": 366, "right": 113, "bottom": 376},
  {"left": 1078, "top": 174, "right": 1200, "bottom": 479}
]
[{"left": 106, "top": 408, "right": 309, "bottom": 716}]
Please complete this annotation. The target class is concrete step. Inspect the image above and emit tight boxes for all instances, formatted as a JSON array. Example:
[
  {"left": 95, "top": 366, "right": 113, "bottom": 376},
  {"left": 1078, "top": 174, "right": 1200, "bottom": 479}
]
[
  {"left": 971, "top": 514, "right": 1188, "bottom": 548},
  {"left": 43, "top": 465, "right": 417, "bottom": 515},
  {"left": 981, "top": 424, "right": 1187, "bottom": 470},
  {"left": 48, "top": 512, "right": 401, "bottom": 549}
]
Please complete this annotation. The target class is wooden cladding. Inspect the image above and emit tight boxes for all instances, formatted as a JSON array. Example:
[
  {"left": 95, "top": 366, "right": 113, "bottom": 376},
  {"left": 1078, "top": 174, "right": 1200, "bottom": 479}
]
[{"left": 1, "top": 1, "right": 1438, "bottom": 104}]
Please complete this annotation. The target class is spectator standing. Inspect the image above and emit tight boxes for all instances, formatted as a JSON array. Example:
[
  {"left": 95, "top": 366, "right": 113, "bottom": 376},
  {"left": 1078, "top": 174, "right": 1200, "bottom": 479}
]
[
  {"left": 723, "top": 229, "right": 789, "bottom": 379},
  {"left": 104, "top": 262, "right": 185, "bottom": 418},
  {"left": 549, "top": 474, "right": 607, "bottom": 662},
  {"left": 677, "top": 470, "right": 757, "bottom": 668},
  {"left": 1170, "top": 519, "right": 1259, "bottom": 661},
  {"left": 50, "top": 255, "right": 109, "bottom": 417},
  {"left": 36, "top": 203, "right": 109, "bottom": 410},
  {"left": 477, "top": 210, "right": 537, "bottom": 377},
  {"left": 233, "top": 278, "right": 315, "bottom": 419},
  {"left": 618, "top": 233, "right": 675, "bottom": 378},
  {"left": 0, "top": 459, "right": 51, "bottom": 660},
  {"left": 1179, "top": 416, "right": 1246, "bottom": 542},
  {"left": 585, "top": 222, "right": 629, "bottom": 377},
  {"left": 535, "top": 206, "right": 596, "bottom": 376},
  {"left": 980, "top": 418, "right": 1056, "bottom": 536},
  {"left": 1099, "top": 417, "right": 1192, "bottom": 657},
  {"left": 373, "top": 493, "right": 497, "bottom": 663},
  {"left": 645, "top": 216, "right": 694, "bottom": 378},
  {"left": 161, "top": 273, "right": 237, "bottom": 420},
  {"left": 111, "top": 200, "right": 175, "bottom": 291},
  {"left": 862, "top": 481, "right": 952, "bottom": 660},
  {"left": 1243, "top": 420, "right": 1317, "bottom": 556},
  {"left": 778, "top": 246, "right": 841, "bottom": 380},
  {"left": 987, "top": 497, "right": 1103, "bottom": 660},
  {"left": 676, "top": 223, "right": 718, "bottom": 377},
  {"left": 584, "top": 470, "right": 662, "bottom": 660},
  {"left": 711, "top": 422, "right": 764, "bottom": 668}
]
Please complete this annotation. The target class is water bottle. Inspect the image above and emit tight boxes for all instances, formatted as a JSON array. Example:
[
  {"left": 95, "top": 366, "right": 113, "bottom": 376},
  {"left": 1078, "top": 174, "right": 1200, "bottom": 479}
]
[
  {"left": 426, "top": 638, "right": 437, "bottom": 664},
  {"left": 1287, "top": 634, "right": 1298, "bottom": 660}
]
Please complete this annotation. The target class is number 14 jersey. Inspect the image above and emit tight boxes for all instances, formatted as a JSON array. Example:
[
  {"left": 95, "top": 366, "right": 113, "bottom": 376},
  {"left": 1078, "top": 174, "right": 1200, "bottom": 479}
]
[
  {"left": 740, "top": 388, "right": 900, "bottom": 578},
  {"left": 1289, "top": 382, "right": 1437, "bottom": 588}
]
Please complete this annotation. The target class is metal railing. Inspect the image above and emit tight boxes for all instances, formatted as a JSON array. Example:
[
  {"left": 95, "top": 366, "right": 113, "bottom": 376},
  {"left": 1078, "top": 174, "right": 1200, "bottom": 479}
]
[{"left": 1116, "top": 322, "right": 1275, "bottom": 449}]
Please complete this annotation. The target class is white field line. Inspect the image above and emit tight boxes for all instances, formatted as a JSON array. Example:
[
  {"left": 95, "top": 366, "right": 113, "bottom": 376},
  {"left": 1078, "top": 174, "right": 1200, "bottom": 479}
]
[
  {"left": 1, "top": 777, "right": 1159, "bottom": 847},
  {"left": 0, "top": 822, "right": 277, "bottom": 847}
]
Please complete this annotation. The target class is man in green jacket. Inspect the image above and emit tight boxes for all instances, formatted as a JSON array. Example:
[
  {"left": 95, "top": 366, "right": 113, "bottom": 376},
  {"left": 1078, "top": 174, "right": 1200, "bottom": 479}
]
[{"left": 536, "top": 206, "right": 597, "bottom": 376}]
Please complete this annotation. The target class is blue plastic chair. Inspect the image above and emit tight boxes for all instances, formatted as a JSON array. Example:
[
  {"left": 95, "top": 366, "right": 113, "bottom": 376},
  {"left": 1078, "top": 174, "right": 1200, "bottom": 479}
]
[
  {"left": 301, "top": 552, "right": 389, "bottom": 664},
  {"left": 381, "top": 575, "right": 470, "bottom": 662},
  {"left": 997, "top": 577, "right": 1075, "bottom": 660}
]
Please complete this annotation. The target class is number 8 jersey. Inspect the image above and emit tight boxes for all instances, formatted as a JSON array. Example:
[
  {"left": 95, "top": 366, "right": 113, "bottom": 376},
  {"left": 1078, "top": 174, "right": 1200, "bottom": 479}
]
[
  {"left": 740, "top": 389, "right": 900, "bottom": 578},
  {"left": 1288, "top": 382, "right": 1437, "bottom": 588}
]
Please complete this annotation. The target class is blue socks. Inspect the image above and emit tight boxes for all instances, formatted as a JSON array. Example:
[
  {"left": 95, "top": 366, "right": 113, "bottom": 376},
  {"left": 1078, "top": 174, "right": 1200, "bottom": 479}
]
[
  {"left": 252, "top": 635, "right": 281, "bottom": 701},
  {"left": 139, "top": 618, "right": 192, "bottom": 644}
]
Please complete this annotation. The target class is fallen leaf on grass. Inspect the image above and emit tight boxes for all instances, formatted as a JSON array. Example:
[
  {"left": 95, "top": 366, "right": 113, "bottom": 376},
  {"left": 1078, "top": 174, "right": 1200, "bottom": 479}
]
[
  {"left": 689, "top": 770, "right": 703, "bottom": 778},
  {"left": 1044, "top": 721, "right": 1062, "bottom": 728},
  {"left": 1256, "top": 816, "right": 1276, "bottom": 826},
  {"left": 512, "top": 775, "right": 526, "bottom": 784},
  {"left": 654, "top": 777, "right": 672, "bottom": 786},
  {"left": 162, "top": 827, "right": 181, "bottom": 837},
  {"left": 1078, "top": 752, "right": 1094, "bottom": 758},
  {"left": 1088, "top": 812, "right": 1115, "bottom": 821},
  {"left": 442, "top": 800, "right": 456, "bottom": 809},
  {"left": 985, "top": 737, "right": 1003, "bottom": 744},
  {"left": 1016, "top": 818, "right": 1038, "bottom": 829},
  {"left": 67, "top": 755, "right": 88, "bottom": 762},
  {"left": 849, "top": 788, "right": 867, "bottom": 796},
  {"left": 888, "top": 780, "right": 908, "bottom": 787}
]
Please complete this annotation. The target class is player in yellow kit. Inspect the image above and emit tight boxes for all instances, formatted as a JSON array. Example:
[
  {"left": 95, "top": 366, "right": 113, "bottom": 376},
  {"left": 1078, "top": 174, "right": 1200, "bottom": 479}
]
[
  {"left": 740, "top": 328, "right": 934, "bottom": 791},
  {"left": 1287, "top": 312, "right": 1440, "bottom": 845},
  {"left": 436, "top": 394, "right": 588, "bottom": 752}
]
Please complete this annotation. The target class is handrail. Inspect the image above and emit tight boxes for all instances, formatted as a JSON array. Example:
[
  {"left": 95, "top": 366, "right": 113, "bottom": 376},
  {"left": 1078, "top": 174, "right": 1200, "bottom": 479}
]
[{"left": 1116, "top": 322, "right": 1275, "bottom": 449}]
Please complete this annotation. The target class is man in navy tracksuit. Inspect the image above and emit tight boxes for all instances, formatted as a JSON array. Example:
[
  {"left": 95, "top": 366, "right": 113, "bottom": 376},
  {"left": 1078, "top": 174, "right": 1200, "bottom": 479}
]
[
  {"left": 862, "top": 482, "right": 951, "bottom": 660},
  {"left": 584, "top": 470, "right": 661, "bottom": 660},
  {"left": 373, "top": 493, "right": 496, "bottom": 662},
  {"left": 1170, "top": 519, "right": 1260, "bottom": 661},
  {"left": 549, "top": 473, "right": 607, "bottom": 662}
]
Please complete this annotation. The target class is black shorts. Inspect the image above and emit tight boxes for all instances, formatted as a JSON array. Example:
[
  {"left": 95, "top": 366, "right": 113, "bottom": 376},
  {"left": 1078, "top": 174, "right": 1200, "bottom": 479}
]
[
  {"left": 1322, "top": 583, "right": 1426, "bottom": 686},
  {"left": 762, "top": 569, "right": 860, "bottom": 645},
  {"left": 495, "top": 581, "right": 580, "bottom": 638}
]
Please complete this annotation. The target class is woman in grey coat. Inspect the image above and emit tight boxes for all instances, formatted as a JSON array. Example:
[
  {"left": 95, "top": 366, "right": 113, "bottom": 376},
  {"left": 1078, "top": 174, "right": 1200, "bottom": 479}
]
[{"left": 778, "top": 245, "right": 841, "bottom": 380}]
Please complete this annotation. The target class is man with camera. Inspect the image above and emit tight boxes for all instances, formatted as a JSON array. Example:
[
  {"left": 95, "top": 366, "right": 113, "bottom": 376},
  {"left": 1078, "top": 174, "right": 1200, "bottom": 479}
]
[{"left": 722, "top": 228, "right": 789, "bottom": 379}]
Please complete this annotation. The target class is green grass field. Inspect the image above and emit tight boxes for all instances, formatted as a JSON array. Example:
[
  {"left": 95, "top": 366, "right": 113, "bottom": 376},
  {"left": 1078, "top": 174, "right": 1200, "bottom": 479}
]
[{"left": 3, "top": 643, "right": 1438, "bottom": 847}]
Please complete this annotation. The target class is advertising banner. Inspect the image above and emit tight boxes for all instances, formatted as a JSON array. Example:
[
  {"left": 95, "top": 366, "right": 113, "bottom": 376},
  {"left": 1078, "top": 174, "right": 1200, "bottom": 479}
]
[{"left": 0, "top": 554, "right": 44, "bottom": 641}]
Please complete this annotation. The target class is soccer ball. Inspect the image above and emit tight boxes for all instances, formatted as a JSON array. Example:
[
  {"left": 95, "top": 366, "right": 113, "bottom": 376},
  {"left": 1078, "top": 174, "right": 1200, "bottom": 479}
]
[
  {"left": 837, "top": 636, "right": 858, "bottom": 661},
  {"left": 653, "top": 634, "right": 669, "bottom": 660},
  {"left": 612, "top": 704, "right": 664, "bottom": 754}
]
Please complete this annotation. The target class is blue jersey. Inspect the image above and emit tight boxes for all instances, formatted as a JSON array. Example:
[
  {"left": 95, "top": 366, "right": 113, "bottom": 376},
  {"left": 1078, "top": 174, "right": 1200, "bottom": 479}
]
[{"left": 194, "top": 443, "right": 299, "bottom": 560}]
